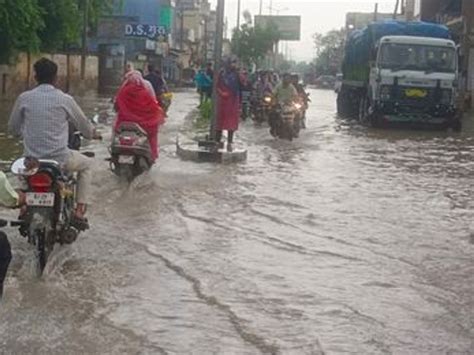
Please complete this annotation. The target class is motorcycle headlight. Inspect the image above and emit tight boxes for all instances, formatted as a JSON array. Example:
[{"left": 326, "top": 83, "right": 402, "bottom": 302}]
[
  {"left": 380, "top": 86, "right": 391, "bottom": 101},
  {"left": 264, "top": 96, "right": 272, "bottom": 103},
  {"left": 441, "top": 89, "right": 452, "bottom": 105},
  {"left": 294, "top": 103, "right": 303, "bottom": 110}
]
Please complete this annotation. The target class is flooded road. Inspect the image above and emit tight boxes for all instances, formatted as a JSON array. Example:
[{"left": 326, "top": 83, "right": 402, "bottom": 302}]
[{"left": 1, "top": 89, "right": 473, "bottom": 354}]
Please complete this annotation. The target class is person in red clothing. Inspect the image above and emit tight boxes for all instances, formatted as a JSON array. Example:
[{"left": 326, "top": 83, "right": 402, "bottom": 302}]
[
  {"left": 115, "top": 71, "right": 166, "bottom": 162},
  {"left": 215, "top": 57, "right": 243, "bottom": 152}
]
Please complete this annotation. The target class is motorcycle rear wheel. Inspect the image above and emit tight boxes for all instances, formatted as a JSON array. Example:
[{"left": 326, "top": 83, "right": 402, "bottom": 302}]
[{"left": 33, "top": 228, "right": 52, "bottom": 276}]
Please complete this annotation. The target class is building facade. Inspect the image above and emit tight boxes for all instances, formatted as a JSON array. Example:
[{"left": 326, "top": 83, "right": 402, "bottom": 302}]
[
  {"left": 416, "top": 0, "right": 473, "bottom": 108},
  {"left": 90, "top": 0, "right": 217, "bottom": 87}
]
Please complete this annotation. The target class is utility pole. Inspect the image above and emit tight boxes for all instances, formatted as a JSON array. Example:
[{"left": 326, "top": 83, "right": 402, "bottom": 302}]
[
  {"left": 259, "top": 0, "right": 263, "bottom": 15},
  {"left": 237, "top": 0, "right": 241, "bottom": 30},
  {"left": 203, "top": 16, "right": 208, "bottom": 64},
  {"left": 180, "top": 7, "right": 185, "bottom": 51},
  {"left": 374, "top": 3, "right": 379, "bottom": 22},
  {"left": 393, "top": 0, "right": 400, "bottom": 20},
  {"left": 461, "top": 0, "right": 473, "bottom": 112},
  {"left": 81, "top": 0, "right": 89, "bottom": 80},
  {"left": 405, "top": 0, "right": 415, "bottom": 21},
  {"left": 210, "top": 0, "right": 226, "bottom": 140},
  {"left": 270, "top": 0, "right": 273, "bottom": 15}
]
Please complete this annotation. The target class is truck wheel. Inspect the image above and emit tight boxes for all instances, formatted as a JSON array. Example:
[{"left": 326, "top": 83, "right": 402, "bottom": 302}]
[
  {"left": 358, "top": 96, "right": 369, "bottom": 124},
  {"left": 451, "top": 119, "right": 462, "bottom": 132},
  {"left": 337, "top": 94, "right": 345, "bottom": 116}
]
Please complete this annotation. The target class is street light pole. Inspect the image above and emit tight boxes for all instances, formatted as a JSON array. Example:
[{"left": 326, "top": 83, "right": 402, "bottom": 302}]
[
  {"left": 237, "top": 0, "right": 241, "bottom": 29},
  {"left": 259, "top": 0, "right": 263, "bottom": 15},
  {"left": 203, "top": 16, "right": 208, "bottom": 64},
  {"left": 461, "top": 0, "right": 473, "bottom": 112},
  {"left": 81, "top": 0, "right": 89, "bottom": 80},
  {"left": 210, "top": 0, "right": 226, "bottom": 141},
  {"left": 180, "top": 7, "right": 185, "bottom": 51}
]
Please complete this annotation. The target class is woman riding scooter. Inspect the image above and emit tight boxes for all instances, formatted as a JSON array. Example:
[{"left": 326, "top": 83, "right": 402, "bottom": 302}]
[{"left": 114, "top": 70, "right": 166, "bottom": 163}]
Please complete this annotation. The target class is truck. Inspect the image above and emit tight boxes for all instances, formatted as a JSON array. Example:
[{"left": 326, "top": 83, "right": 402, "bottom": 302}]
[{"left": 337, "top": 21, "right": 461, "bottom": 130}]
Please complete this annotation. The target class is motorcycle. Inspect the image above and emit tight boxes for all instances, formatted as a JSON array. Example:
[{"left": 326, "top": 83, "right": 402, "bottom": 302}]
[
  {"left": 109, "top": 122, "right": 153, "bottom": 182},
  {"left": 10, "top": 156, "right": 89, "bottom": 276},
  {"left": 241, "top": 90, "right": 252, "bottom": 121},
  {"left": 271, "top": 101, "right": 303, "bottom": 141},
  {"left": 160, "top": 92, "right": 173, "bottom": 114},
  {"left": 252, "top": 94, "right": 273, "bottom": 124}
]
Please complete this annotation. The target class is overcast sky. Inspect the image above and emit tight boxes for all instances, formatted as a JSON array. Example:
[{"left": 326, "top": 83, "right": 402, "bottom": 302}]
[{"left": 209, "top": 0, "right": 399, "bottom": 62}]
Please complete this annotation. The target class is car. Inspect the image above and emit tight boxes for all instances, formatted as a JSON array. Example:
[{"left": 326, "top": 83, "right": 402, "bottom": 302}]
[{"left": 314, "top": 75, "right": 336, "bottom": 89}]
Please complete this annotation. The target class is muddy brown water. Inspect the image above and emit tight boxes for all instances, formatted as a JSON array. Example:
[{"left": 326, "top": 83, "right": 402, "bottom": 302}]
[{"left": 0, "top": 90, "right": 473, "bottom": 354}]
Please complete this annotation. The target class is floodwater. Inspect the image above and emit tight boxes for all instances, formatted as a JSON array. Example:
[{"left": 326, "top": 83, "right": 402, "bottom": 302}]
[{"left": 0, "top": 90, "right": 473, "bottom": 354}]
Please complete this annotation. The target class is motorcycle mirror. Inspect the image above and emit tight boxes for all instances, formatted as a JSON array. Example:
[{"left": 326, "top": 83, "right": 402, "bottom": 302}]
[
  {"left": 11, "top": 157, "right": 39, "bottom": 176},
  {"left": 0, "top": 219, "right": 8, "bottom": 228}
]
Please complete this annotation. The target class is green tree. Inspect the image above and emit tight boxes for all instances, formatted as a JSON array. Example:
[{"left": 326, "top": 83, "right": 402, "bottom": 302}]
[
  {"left": 38, "top": 0, "right": 81, "bottom": 51},
  {"left": 231, "top": 13, "right": 280, "bottom": 67},
  {"left": 38, "top": 0, "right": 116, "bottom": 51},
  {"left": 312, "top": 28, "right": 346, "bottom": 76},
  {"left": 0, "top": 0, "right": 116, "bottom": 62},
  {"left": 0, "top": 0, "right": 44, "bottom": 63}
]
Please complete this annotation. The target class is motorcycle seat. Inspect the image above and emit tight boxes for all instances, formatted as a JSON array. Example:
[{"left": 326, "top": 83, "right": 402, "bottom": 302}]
[{"left": 116, "top": 122, "right": 148, "bottom": 136}]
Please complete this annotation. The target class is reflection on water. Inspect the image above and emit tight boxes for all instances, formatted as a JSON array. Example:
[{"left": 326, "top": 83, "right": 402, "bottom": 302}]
[{"left": 1, "top": 90, "right": 473, "bottom": 354}]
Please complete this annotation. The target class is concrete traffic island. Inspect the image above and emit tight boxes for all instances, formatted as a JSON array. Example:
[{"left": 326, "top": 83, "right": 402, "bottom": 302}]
[{"left": 176, "top": 138, "right": 247, "bottom": 163}]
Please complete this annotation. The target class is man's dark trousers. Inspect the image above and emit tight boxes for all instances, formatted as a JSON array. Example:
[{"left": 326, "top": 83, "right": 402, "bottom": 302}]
[{"left": 0, "top": 231, "right": 12, "bottom": 299}]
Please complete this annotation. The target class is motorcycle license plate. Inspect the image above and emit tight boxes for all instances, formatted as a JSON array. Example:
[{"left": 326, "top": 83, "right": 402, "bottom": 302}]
[
  {"left": 26, "top": 193, "right": 55, "bottom": 207},
  {"left": 118, "top": 155, "right": 135, "bottom": 165}
]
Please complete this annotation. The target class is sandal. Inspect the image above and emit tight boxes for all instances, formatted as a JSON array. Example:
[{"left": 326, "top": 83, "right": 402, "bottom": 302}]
[{"left": 70, "top": 216, "right": 90, "bottom": 231}]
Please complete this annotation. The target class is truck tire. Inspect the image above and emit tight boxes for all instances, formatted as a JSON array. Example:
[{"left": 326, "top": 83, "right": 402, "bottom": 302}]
[
  {"left": 451, "top": 119, "right": 462, "bottom": 132},
  {"left": 358, "top": 96, "right": 369, "bottom": 124}
]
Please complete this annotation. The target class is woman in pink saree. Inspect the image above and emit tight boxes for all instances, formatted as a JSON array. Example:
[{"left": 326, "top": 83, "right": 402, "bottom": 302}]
[
  {"left": 115, "top": 71, "right": 166, "bottom": 162},
  {"left": 215, "top": 57, "right": 243, "bottom": 151}
]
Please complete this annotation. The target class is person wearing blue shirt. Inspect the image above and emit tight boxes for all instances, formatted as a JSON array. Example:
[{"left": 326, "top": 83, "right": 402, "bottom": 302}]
[{"left": 194, "top": 69, "right": 213, "bottom": 106}]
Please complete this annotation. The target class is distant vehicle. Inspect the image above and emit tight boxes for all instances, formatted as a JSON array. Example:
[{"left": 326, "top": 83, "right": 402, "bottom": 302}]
[
  {"left": 314, "top": 75, "right": 336, "bottom": 89},
  {"left": 334, "top": 73, "right": 343, "bottom": 93}
]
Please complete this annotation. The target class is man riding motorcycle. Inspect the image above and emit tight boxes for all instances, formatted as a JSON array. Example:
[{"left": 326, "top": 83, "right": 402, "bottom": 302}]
[
  {"left": 291, "top": 74, "right": 310, "bottom": 128},
  {"left": 8, "top": 58, "right": 101, "bottom": 229},
  {"left": 251, "top": 71, "right": 274, "bottom": 122},
  {"left": 270, "top": 73, "right": 299, "bottom": 136},
  {"left": 144, "top": 65, "right": 171, "bottom": 112}
]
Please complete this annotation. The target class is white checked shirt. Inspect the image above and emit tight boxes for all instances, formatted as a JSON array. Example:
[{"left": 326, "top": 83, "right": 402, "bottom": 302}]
[{"left": 8, "top": 85, "right": 94, "bottom": 164}]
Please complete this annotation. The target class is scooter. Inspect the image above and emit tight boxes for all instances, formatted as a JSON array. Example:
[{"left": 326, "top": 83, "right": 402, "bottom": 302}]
[{"left": 109, "top": 122, "right": 153, "bottom": 182}]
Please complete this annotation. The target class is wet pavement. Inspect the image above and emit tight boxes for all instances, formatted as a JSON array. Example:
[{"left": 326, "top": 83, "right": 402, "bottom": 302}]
[{"left": 0, "top": 89, "right": 473, "bottom": 354}]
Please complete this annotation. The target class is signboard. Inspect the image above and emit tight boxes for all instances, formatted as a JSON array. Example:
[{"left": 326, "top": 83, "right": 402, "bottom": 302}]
[
  {"left": 125, "top": 24, "right": 168, "bottom": 41},
  {"left": 176, "top": 0, "right": 199, "bottom": 11},
  {"left": 254, "top": 15, "right": 301, "bottom": 41}
]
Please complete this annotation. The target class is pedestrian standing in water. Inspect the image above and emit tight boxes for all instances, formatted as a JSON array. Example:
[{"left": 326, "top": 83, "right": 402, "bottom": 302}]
[
  {"left": 194, "top": 69, "right": 212, "bottom": 107},
  {"left": 215, "top": 57, "right": 243, "bottom": 152}
]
